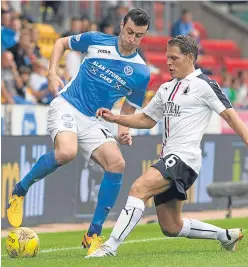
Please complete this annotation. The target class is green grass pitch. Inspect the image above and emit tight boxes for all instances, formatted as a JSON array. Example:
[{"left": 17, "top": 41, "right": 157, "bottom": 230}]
[{"left": 2, "top": 217, "right": 248, "bottom": 267}]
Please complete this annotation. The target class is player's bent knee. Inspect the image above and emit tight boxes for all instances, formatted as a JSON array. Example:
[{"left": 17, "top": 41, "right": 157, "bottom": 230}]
[
  {"left": 106, "top": 157, "right": 125, "bottom": 173},
  {"left": 55, "top": 149, "right": 77, "bottom": 165},
  {"left": 159, "top": 221, "right": 182, "bottom": 237},
  {"left": 161, "top": 228, "right": 179, "bottom": 237},
  {"left": 129, "top": 180, "right": 147, "bottom": 200}
]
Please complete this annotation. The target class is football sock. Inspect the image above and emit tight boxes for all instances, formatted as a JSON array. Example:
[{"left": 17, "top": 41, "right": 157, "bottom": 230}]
[
  {"left": 104, "top": 196, "right": 145, "bottom": 250},
  {"left": 87, "top": 171, "right": 123, "bottom": 237},
  {"left": 178, "top": 218, "right": 230, "bottom": 241},
  {"left": 19, "top": 150, "right": 61, "bottom": 194}
]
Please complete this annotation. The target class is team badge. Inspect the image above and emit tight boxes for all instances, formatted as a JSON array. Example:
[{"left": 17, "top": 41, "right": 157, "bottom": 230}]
[{"left": 124, "top": 66, "right": 133, "bottom": 76}]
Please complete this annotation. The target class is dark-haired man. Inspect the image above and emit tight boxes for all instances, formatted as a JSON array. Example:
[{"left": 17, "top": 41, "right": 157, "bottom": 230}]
[
  {"left": 7, "top": 8, "right": 151, "bottom": 255},
  {"left": 88, "top": 35, "right": 247, "bottom": 257}
]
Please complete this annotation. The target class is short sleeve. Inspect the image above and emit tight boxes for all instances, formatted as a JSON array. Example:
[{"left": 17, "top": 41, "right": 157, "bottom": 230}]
[
  {"left": 126, "top": 71, "right": 150, "bottom": 108},
  {"left": 201, "top": 80, "right": 232, "bottom": 114},
  {"left": 68, "top": 32, "right": 95, "bottom": 53},
  {"left": 142, "top": 86, "right": 164, "bottom": 122},
  {"left": 126, "top": 87, "right": 146, "bottom": 109}
]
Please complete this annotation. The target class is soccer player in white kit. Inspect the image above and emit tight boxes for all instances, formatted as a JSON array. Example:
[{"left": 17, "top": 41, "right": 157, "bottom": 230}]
[
  {"left": 87, "top": 35, "right": 248, "bottom": 257},
  {"left": 7, "top": 8, "right": 150, "bottom": 255}
]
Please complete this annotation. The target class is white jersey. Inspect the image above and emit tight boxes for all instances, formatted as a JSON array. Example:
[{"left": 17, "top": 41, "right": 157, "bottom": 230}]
[{"left": 143, "top": 69, "right": 232, "bottom": 174}]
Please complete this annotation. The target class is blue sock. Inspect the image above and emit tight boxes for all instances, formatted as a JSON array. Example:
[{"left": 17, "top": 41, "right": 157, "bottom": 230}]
[
  {"left": 12, "top": 182, "right": 27, "bottom": 197},
  {"left": 87, "top": 171, "right": 123, "bottom": 237},
  {"left": 18, "top": 150, "right": 60, "bottom": 194}
]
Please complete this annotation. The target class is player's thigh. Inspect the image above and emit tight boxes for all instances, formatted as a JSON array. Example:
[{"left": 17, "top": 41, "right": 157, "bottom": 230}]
[
  {"left": 55, "top": 132, "right": 78, "bottom": 154},
  {"left": 130, "top": 167, "right": 172, "bottom": 202},
  {"left": 78, "top": 126, "right": 124, "bottom": 172},
  {"left": 91, "top": 141, "right": 125, "bottom": 171},
  {"left": 47, "top": 97, "right": 78, "bottom": 162}
]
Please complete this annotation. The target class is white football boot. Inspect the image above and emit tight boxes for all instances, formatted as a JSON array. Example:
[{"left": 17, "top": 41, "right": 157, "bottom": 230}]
[
  {"left": 85, "top": 244, "right": 117, "bottom": 258},
  {"left": 220, "top": 229, "right": 243, "bottom": 252}
]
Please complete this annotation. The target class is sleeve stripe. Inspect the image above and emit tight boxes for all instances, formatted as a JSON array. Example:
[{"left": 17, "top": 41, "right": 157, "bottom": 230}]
[{"left": 197, "top": 74, "right": 232, "bottom": 109}]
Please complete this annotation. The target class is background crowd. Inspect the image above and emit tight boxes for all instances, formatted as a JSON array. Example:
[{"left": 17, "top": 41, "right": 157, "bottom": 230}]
[{"left": 1, "top": 0, "right": 248, "bottom": 109}]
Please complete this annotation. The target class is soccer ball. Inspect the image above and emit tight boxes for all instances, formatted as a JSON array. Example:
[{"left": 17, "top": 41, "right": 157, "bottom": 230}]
[{"left": 5, "top": 227, "right": 40, "bottom": 258}]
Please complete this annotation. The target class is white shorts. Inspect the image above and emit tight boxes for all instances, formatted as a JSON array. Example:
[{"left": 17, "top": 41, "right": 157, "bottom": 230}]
[{"left": 47, "top": 96, "right": 117, "bottom": 162}]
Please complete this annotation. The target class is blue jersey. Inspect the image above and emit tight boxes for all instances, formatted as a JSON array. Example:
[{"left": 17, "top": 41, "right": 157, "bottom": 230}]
[{"left": 60, "top": 32, "right": 150, "bottom": 116}]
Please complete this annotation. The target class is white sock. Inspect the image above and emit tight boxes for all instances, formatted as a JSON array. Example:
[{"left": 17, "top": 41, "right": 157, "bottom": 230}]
[
  {"left": 178, "top": 218, "right": 228, "bottom": 242},
  {"left": 178, "top": 218, "right": 228, "bottom": 241},
  {"left": 105, "top": 196, "right": 145, "bottom": 251}
]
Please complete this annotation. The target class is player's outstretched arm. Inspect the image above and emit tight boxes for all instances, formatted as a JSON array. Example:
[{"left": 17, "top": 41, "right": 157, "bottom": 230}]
[
  {"left": 220, "top": 108, "right": 248, "bottom": 146},
  {"left": 96, "top": 108, "right": 157, "bottom": 129},
  {"left": 48, "top": 37, "right": 70, "bottom": 96}
]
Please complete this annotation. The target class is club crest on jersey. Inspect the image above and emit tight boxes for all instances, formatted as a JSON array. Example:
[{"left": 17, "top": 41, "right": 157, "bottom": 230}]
[
  {"left": 163, "top": 101, "right": 181, "bottom": 117},
  {"left": 124, "top": 66, "right": 133, "bottom": 76},
  {"left": 74, "top": 34, "right": 82, "bottom": 42},
  {"left": 183, "top": 86, "right": 190, "bottom": 95}
]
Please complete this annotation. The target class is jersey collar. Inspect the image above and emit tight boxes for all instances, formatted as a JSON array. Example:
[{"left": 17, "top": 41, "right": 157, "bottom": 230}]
[
  {"left": 115, "top": 37, "right": 138, "bottom": 59},
  {"left": 180, "top": 68, "right": 202, "bottom": 81}
]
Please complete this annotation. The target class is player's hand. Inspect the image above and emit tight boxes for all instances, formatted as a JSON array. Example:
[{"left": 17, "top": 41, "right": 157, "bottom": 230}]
[
  {"left": 48, "top": 74, "right": 64, "bottom": 96},
  {"left": 96, "top": 108, "right": 116, "bottom": 122},
  {"left": 117, "top": 132, "right": 132, "bottom": 146}
]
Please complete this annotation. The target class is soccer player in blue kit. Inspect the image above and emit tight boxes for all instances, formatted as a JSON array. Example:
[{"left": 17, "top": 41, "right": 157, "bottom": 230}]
[{"left": 7, "top": 8, "right": 151, "bottom": 255}]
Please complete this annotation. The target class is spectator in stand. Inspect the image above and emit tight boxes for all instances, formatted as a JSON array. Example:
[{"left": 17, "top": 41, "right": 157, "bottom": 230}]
[
  {"left": 30, "top": 26, "right": 42, "bottom": 58},
  {"left": 9, "top": 29, "right": 33, "bottom": 69},
  {"left": 1, "top": 80, "right": 15, "bottom": 104},
  {"left": 17, "top": 65, "right": 34, "bottom": 101},
  {"left": 236, "top": 70, "right": 248, "bottom": 109},
  {"left": 102, "top": 2, "right": 129, "bottom": 35},
  {"left": 81, "top": 16, "right": 90, "bottom": 32},
  {"left": 20, "top": 15, "right": 33, "bottom": 30},
  {"left": 1, "top": 6, "right": 12, "bottom": 27},
  {"left": 90, "top": 22, "right": 99, "bottom": 32},
  {"left": 1, "top": 0, "right": 10, "bottom": 12},
  {"left": 62, "top": 17, "right": 83, "bottom": 37},
  {"left": 42, "top": 1, "right": 62, "bottom": 23},
  {"left": 1, "top": 51, "right": 33, "bottom": 104},
  {"left": 16, "top": 65, "right": 48, "bottom": 104},
  {"left": 171, "top": 9, "right": 200, "bottom": 40},
  {"left": 229, "top": 77, "right": 239, "bottom": 106},
  {"left": 29, "top": 58, "right": 49, "bottom": 91},
  {"left": 1, "top": 8, "right": 19, "bottom": 53},
  {"left": 10, "top": 16, "right": 22, "bottom": 37},
  {"left": 100, "top": 21, "right": 115, "bottom": 35},
  {"left": 11, "top": 15, "right": 22, "bottom": 31},
  {"left": 221, "top": 73, "right": 232, "bottom": 99}
]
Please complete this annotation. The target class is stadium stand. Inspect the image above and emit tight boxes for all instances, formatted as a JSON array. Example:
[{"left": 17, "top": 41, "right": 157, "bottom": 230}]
[{"left": 1, "top": 1, "right": 247, "bottom": 108}]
